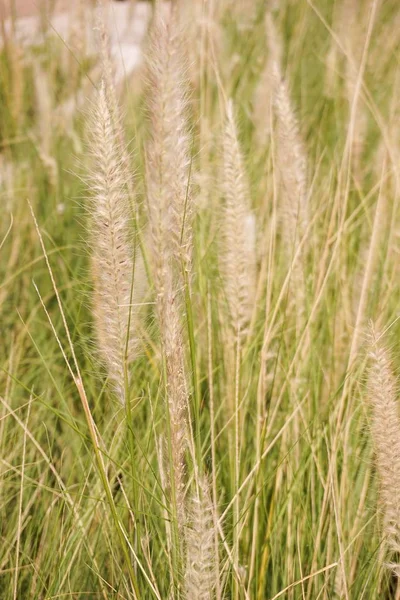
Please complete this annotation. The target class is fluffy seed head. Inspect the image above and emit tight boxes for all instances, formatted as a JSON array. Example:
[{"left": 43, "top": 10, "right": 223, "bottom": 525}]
[
  {"left": 145, "top": 7, "right": 193, "bottom": 291},
  {"left": 267, "top": 16, "right": 308, "bottom": 249},
  {"left": 184, "top": 477, "right": 217, "bottom": 600},
  {"left": 366, "top": 325, "right": 400, "bottom": 574},
  {"left": 221, "top": 100, "right": 257, "bottom": 338},
  {"left": 87, "top": 80, "right": 145, "bottom": 399},
  {"left": 144, "top": 6, "right": 192, "bottom": 532}
]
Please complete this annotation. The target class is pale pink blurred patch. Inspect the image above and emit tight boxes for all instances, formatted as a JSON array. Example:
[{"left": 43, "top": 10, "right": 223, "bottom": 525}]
[
  {"left": 1, "top": 1, "right": 156, "bottom": 84},
  {"left": 2, "top": 0, "right": 87, "bottom": 20}
]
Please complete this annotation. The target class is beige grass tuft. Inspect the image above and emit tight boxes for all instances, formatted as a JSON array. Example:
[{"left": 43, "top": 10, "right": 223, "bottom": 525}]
[
  {"left": 145, "top": 6, "right": 193, "bottom": 532},
  {"left": 145, "top": 7, "right": 193, "bottom": 290},
  {"left": 184, "top": 477, "right": 217, "bottom": 600},
  {"left": 266, "top": 15, "right": 309, "bottom": 329},
  {"left": 267, "top": 15, "right": 308, "bottom": 251},
  {"left": 366, "top": 325, "right": 400, "bottom": 576},
  {"left": 161, "top": 285, "right": 188, "bottom": 529},
  {"left": 87, "top": 80, "right": 145, "bottom": 400},
  {"left": 221, "top": 100, "right": 256, "bottom": 339},
  {"left": 253, "top": 11, "right": 284, "bottom": 140}
]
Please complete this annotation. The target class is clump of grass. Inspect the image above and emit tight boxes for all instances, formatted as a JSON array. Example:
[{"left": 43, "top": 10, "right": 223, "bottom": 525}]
[{"left": 4, "top": 1, "right": 400, "bottom": 599}]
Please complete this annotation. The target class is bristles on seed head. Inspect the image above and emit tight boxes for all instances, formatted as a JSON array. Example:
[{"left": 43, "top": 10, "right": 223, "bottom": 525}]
[
  {"left": 87, "top": 80, "right": 145, "bottom": 400},
  {"left": 267, "top": 16, "right": 308, "bottom": 248},
  {"left": 162, "top": 286, "right": 188, "bottom": 529},
  {"left": 221, "top": 100, "right": 256, "bottom": 338},
  {"left": 184, "top": 477, "right": 217, "bottom": 600},
  {"left": 253, "top": 12, "right": 284, "bottom": 141},
  {"left": 366, "top": 324, "right": 400, "bottom": 573},
  {"left": 145, "top": 7, "right": 193, "bottom": 292},
  {"left": 144, "top": 7, "right": 191, "bottom": 533}
]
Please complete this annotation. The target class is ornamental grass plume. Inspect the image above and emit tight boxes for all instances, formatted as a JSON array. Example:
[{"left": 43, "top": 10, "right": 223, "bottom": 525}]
[
  {"left": 253, "top": 12, "right": 283, "bottom": 141},
  {"left": 267, "top": 14, "right": 309, "bottom": 252},
  {"left": 221, "top": 100, "right": 256, "bottom": 339},
  {"left": 161, "top": 284, "right": 188, "bottom": 529},
  {"left": 145, "top": 5, "right": 193, "bottom": 531},
  {"left": 366, "top": 324, "right": 400, "bottom": 576},
  {"left": 95, "top": 3, "right": 138, "bottom": 210},
  {"left": 87, "top": 80, "right": 145, "bottom": 401},
  {"left": 96, "top": 3, "right": 129, "bottom": 154},
  {"left": 145, "top": 6, "right": 193, "bottom": 289},
  {"left": 266, "top": 14, "right": 309, "bottom": 331},
  {"left": 184, "top": 477, "right": 217, "bottom": 600}
]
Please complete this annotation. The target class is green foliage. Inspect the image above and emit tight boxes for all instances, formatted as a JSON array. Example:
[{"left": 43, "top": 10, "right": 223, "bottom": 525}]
[{"left": 1, "top": 1, "right": 400, "bottom": 598}]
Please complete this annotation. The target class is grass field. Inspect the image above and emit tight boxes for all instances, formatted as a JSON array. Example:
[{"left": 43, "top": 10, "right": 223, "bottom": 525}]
[{"left": 1, "top": 0, "right": 400, "bottom": 598}]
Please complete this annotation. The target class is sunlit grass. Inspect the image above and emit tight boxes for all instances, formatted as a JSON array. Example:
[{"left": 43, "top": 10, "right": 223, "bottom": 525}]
[{"left": 1, "top": 0, "right": 400, "bottom": 598}]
